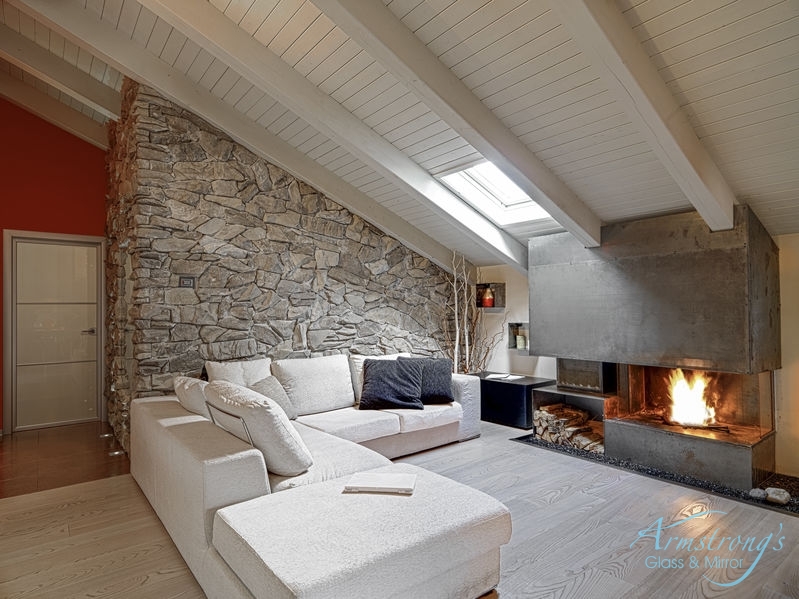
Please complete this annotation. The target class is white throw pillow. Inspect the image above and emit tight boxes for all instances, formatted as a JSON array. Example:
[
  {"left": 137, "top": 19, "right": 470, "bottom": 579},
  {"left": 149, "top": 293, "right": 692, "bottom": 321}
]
[
  {"left": 272, "top": 354, "right": 355, "bottom": 416},
  {"left": 205, "top": 380, "right": 313, "bottom": 476},
  {"left": 249, "top": 375, "right": 298, "bottom": 420},
  {"left": 205, "top": 357, "right": 272, "bottom": 386},
  {"left": 173, "top": 376, "right": 211, "bottom": 418},
  {"left": 348, "top": 353, "right": 411, "bottom": 402}
]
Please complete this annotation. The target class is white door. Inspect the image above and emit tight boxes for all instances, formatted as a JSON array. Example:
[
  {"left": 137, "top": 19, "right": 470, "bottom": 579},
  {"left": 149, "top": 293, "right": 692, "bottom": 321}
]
[{"left": 4, "top": 232, "right": 104, "bottom": 431}]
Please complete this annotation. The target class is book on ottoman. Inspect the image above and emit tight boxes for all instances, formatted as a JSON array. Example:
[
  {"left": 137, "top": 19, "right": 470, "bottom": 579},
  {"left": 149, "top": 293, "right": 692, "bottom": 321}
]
[{"left": 344, "top": 472, "right": 417, "bottom": 495}]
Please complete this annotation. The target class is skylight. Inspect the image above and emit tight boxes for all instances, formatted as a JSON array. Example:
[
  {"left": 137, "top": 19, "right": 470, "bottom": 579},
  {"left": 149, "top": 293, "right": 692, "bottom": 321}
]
[{"left": 440, "top": 161, "right": 551, "bottom": 227}]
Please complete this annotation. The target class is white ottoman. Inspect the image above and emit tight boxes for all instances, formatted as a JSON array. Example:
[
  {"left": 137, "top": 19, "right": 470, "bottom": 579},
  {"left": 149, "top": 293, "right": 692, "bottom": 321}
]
[{"left": 212, "top": 463, "right": 512, "bottom": 599}]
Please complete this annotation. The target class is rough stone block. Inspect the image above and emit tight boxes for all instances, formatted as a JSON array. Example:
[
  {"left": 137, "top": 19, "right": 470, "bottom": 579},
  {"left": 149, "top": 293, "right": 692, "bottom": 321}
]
[
  {"left": 765, "top": 487, "right": 791, "bottom": 505},
  {"left": 165, "top": 288, "right": 199, "bottom": 305}
]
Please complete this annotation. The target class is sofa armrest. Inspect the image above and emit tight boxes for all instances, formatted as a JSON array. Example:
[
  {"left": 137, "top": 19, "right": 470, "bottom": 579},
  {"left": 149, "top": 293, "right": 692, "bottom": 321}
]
[
  {"left": 130, "top": 397, "right": 270, "bottom": 573},
  {"left": 451, "top": 373, "right": 481, "bottom": 440}
]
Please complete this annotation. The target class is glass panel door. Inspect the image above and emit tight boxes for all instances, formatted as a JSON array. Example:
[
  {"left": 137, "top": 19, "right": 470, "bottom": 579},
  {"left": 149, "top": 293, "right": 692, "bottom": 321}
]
[{"left": 13, "top": 240, "right": 100, "bottom": 429}]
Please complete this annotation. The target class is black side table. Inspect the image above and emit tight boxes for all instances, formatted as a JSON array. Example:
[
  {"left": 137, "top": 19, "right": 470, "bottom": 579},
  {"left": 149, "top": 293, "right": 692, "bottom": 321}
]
[{"left": 477, "top": 372, "right": 555, "bottom": 429}]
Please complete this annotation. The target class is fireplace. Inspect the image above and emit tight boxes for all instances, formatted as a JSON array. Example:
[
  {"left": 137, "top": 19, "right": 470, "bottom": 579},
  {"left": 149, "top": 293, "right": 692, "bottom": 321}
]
[
  {"left": 603, "top": 365, "right": 776, "bottom": 489},
  {"left": 619, "top": 366, "right": 773, "bottom": 434},
  {"left": 528, "top": 206, "right": 781, "bottom": 490}
]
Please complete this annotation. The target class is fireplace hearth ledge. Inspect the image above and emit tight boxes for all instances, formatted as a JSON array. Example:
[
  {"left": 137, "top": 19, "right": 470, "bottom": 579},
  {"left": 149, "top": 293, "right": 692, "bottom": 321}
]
[{"left": 603, "top": 418, "right": 775, "bottom": 491}]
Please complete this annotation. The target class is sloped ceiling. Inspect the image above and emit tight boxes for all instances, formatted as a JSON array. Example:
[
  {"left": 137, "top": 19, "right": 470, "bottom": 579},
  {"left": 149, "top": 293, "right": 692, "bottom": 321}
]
[{"left": 1, "top": 0, "right": 797, "bottom": 273}]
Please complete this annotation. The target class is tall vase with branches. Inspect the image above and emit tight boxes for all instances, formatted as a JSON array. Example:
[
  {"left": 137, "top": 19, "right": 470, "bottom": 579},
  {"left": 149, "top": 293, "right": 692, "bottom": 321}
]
[{"left": 441, "top": 253, "right": 507, "bottom": 373}]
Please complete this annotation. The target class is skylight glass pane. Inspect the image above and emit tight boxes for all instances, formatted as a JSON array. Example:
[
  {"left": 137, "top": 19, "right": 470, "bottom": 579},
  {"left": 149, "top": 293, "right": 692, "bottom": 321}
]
[
  {"left": 440, "top": 161, "right": 551, "bottom": 227},
  {"left": 467, "top": 162, "right": 530, "bottom": 208}
]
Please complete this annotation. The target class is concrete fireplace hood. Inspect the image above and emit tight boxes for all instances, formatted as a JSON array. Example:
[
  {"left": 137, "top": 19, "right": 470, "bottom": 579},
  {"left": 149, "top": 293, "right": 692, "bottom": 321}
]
[{"left": 528, "top": 206, "right": 780, "bottom": 374}]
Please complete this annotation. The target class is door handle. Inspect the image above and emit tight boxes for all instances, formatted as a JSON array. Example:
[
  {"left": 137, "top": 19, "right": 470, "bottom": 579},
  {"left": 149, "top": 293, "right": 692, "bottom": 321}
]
[{"left": 81, "top": 327, "right": 97, "bottom": 335}]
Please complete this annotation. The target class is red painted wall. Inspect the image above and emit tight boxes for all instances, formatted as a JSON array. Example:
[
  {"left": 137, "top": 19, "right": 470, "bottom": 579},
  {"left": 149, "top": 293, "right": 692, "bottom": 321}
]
[{"left": 0, "top": 98, "right": 107, "bottom": 431}]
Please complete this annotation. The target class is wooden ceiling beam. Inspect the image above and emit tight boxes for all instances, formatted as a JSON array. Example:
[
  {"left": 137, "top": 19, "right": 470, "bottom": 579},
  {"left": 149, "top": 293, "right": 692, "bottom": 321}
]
[
  {"left": 137, "top": 0, "right": 528, "bottom": 270},
  {"left": 0, "top": 70, "right": 108, "bottom": 149},
  {"left": 0, "top": 23, "right": 120, "bottom": 120},
  {"left": 548, "top": 0, "right": 736, "bottom": 231},
  {"left": 314, "top": 0, "right": 602, "bottom": 248},
  {"left": 8, "top": 0, "right": 461, "bottom": 272}
]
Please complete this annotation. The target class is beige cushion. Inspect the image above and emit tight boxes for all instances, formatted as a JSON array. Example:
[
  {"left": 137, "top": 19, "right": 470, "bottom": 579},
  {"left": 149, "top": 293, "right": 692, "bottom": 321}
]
[
  {"left": 268, "top": 422, "right": 390, "bottom": 492},
  {"left": 204, "top": 381, "right": 313, "bottom": 476},
  {"left": 205, "top": 357, "right": 272, "bottom": 386},
  {"left": 348, "top": 352, "right": 411, "bottom": 401},
  {"left": 249, "top": 375, "right": 297, "bottom": 420},
  {"left": 173, "top": 376, "right": 211, "bottom": 418},
  {"left": 296, "top": 407, "right": 400, "bottom": 443},
  {"left": 272, "top": 354, "right": 355, "bottom": 416},
  {"left": 384, "top": 402, "right": 463, "bottom": 433}
]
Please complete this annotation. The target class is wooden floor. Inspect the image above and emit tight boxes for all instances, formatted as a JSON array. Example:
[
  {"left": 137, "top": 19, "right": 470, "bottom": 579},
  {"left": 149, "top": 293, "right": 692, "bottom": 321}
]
[
  {"left": 0, "top": 421, "right": 130, "bottom": 499},
  {"left": 1, "top": 421, "right": 798, "bottom": 598},
  {"left": 0, "top": 474, "right": 204, "bottom": 598},
  {"left": 400, "top": 424, "right": 799, "bottom": 599}
]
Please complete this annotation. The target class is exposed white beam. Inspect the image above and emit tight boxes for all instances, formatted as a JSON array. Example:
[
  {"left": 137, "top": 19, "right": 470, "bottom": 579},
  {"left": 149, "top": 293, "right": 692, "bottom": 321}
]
[
  {"left": 0, "top": 70, "right": 107, "bottom": 149},
  {"left": 548, "top": 0, "right": 736, "bottom": 231},
  {"left": 137, "top": 0, "right": 528, "bottom": 270},
  {"left": 8, "top": 0, "right": 462, "bottom": 273},
  {"left": 314, "top": 0, "right": 602, "bottom": 248},
  {"left": 0, "top": 23, "right": 120, "bottom": 120}
]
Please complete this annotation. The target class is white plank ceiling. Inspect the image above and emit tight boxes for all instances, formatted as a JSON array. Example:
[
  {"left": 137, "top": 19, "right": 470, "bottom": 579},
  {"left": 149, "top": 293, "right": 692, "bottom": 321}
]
[{"left": 1, "top": 0, "right": 797, "bottom": 272}]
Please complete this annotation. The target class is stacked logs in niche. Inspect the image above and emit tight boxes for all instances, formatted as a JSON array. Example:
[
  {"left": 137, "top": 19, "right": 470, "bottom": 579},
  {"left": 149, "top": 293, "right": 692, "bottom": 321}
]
[{"left": 533, "top": 404, "right": 605, "bottom": 454}]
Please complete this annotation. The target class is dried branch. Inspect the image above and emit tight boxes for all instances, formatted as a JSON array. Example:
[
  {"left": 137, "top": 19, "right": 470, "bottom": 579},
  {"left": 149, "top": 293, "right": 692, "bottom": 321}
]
[{"left": 439, "top": 253, "right": 509, "bottom": 373}]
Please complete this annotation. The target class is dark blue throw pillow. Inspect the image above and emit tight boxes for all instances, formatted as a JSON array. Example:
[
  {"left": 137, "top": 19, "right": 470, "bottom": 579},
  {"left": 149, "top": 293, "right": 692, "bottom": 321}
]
[
  {"left": 398, "top": 357, "right": 454, "bottom": 404},
  {"left": 359, "top": 359, "right": 424, "bottom": 410}
]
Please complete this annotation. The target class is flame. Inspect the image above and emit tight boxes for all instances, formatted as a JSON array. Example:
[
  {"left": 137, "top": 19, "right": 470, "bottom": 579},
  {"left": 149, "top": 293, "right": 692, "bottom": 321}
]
[{"left": 669, "top": 369, "right": 716, "bottom": 426}]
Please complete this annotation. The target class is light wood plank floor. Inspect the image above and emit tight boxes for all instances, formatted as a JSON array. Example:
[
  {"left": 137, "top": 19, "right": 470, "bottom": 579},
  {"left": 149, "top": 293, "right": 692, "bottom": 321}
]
[
  {"left": 0, "top": 474, "right": 204, "bottom": 599},
  {"left": 1, "top": 421, "right": 797, "bottom": 598},
  {"left": 400, "top": 423, "right": 799, "bottom": 598}
]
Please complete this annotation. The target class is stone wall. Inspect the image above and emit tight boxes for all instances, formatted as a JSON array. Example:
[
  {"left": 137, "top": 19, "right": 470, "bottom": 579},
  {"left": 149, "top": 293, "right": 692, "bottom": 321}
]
[
  {"left": 105, "top": 80, "right": 140, "bottom": 445},
  {"left": 105, "top": 81, "right": 452, "bottom": 447}
]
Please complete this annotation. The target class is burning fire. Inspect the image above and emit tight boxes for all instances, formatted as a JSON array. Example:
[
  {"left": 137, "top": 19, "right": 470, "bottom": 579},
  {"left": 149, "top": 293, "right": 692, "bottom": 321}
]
[{"left": 669, "top": 369, "right": 716, "bottom": 426}]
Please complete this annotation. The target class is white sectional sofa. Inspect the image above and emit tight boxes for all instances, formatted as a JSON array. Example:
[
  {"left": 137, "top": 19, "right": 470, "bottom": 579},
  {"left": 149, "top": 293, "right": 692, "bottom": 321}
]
[{"left": 130, "top": 353, "right": 512, "bottom": 598}]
